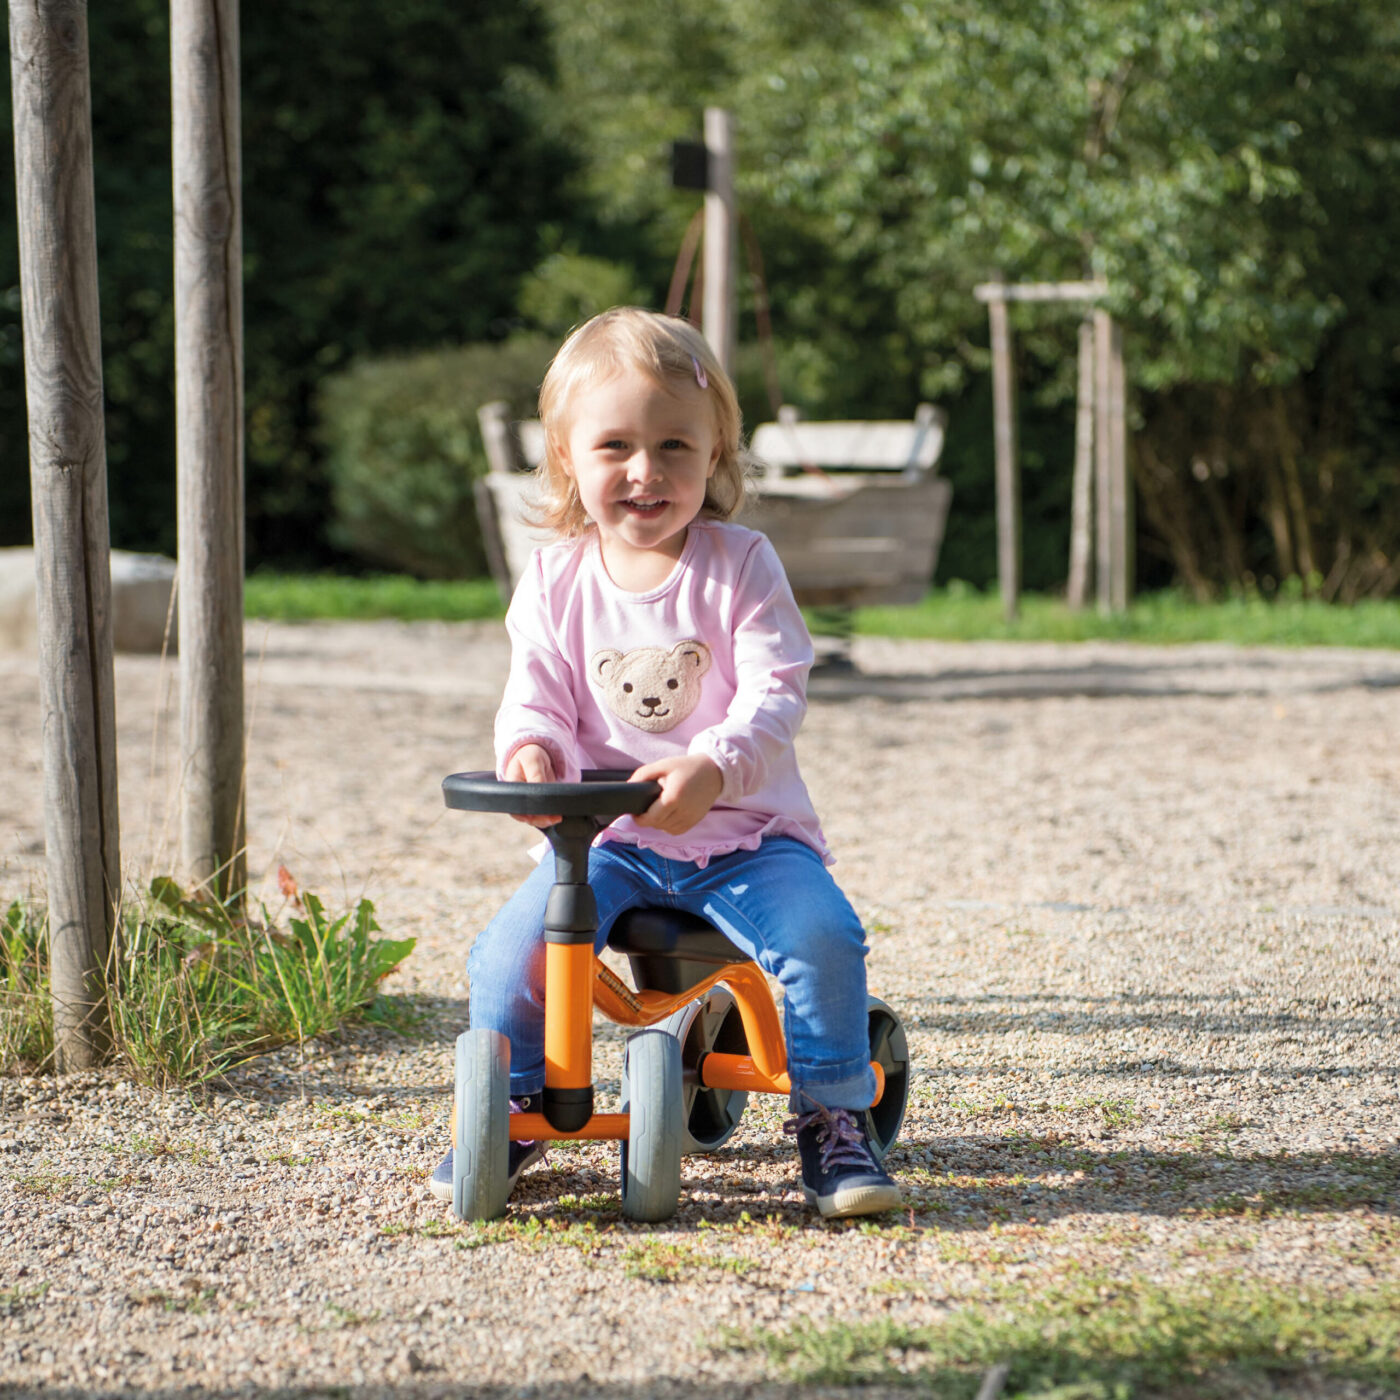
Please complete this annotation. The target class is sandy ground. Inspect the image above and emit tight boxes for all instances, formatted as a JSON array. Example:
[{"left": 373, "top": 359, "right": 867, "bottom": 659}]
[{"left": 1, "top": 621, "right": 1397, "bottom": 1398}]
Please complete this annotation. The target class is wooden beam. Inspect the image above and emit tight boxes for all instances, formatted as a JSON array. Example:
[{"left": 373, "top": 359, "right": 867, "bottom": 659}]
[
  {"left": 1066, "top": 316, "right": 1095, "bottom": 610},
  {"left": 9, "top": 0, "right": 121, "bottom": 1069},
  {"left": 987, "top": 294, "right": 1019, "bottom": 621},
  {"left": 974, "top": 280, "right": 1108, "bottom": 304},
  {"left": 173, "top": 0, "right": 246, "bottom": 899},
  {"left": 702, "top": 106, "right": 736, "bottom": 375}
]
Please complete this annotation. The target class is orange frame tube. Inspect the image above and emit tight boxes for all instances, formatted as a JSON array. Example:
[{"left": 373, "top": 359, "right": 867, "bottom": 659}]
[{"left": 544, "top": 942, "right": 594, "bottom": 1090}]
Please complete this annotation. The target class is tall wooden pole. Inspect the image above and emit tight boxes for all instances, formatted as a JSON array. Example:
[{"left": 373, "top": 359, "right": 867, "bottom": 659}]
[
  {"left": 1108, "top": 318, "right": 1131, "bottom": 611},
  {"left": 702, "top": 107, "right": 735, "bottom": 376},
  {"left": 1093, "top": 309, "right": 1114, "bottom": 614},
  {"left": 172, "top": 0, "right": 246, "bottom": 899},
  {"left": 1066, "top": 316, "right": 1095, "bottom": 609},
  {"left": 9, "top": 0, "right": 121, "bottom": 1069},
  {"left": 987, "top": 292, "right": 1020, "bottom": 622}
]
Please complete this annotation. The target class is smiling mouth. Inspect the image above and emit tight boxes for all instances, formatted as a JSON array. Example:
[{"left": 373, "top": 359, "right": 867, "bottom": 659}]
[{"left": 621, "top": 498, "right": 668, "bottom": 515}]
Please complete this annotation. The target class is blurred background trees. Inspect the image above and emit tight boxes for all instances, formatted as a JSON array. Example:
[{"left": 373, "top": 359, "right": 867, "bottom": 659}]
[{"left": 2, "top": 0, "right": 1397, "bottom": 597}]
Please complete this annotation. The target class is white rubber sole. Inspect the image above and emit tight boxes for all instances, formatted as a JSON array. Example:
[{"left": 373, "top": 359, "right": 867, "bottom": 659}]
[{"left": 805, "top": 1180, "right": 904, "bottom": 1219}]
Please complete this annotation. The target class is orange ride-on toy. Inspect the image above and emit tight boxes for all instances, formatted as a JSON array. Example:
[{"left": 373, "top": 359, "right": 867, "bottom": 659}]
[{"left": 443, "top": 771, "right": 910, "bottom": 1223}]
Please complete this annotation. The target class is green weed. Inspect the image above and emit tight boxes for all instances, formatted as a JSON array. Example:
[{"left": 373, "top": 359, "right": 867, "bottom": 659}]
[
  {"left": 1, "top": 870, "right": 415, "bottom": 1087},
  {"left": 620, "top": 1238, "right": 755, "bottom": 1282},
  {"left": 0, "top": 901, "right": 52, "bottom": 1072},
  {"left": 454, "top": 1216, "right": 606, "bottom": 1255}
]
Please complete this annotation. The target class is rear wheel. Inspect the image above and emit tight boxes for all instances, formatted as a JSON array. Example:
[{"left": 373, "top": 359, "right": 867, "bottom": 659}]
[
  {"left": 864, "top": 997, "right": 910, "bottom": 1161},
  {"left": 660, "top": 985, "right": 750, "bottom": 1153}
]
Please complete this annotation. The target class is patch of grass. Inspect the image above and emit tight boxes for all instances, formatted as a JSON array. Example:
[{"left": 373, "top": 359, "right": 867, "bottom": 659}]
[
  {"left": 0, "top": 1282, "right": 51, "bottom": 1315},
  {"left": 697, "top": 1210, "right": 801, "bottom": 1242},
  {"left": 11, "top": 1171, "right": 75, "bottom": 1197},
  {"left": 1, "top": 869, "right": 415, "bottom": 1087},
  {"left": 263, "top": 1152, "right": 314, "bottom": 1168},
  {"left": 620, "top": 1238, "right": 755, "bottom": 1282},
  {"left": 718, "top": 1277, "right": 1400, "bottom": 1395},
  {"left": 555, "top": 1191, "right": 620, "bottom": 1218},
  {"left": 455, "top": 1216, "right": 607, "bottom": 1255},
  {"left": 244, "top": 571, "right": 503, "bottom": 622},
  {"left": 243, "top": 574, "right": 1400, "bottom": 650},
  {"left": 850, "top": 583, "right": 1400, "bottom": 649},
  {"left": 125, "top": 1134, "right": 212, "bottom": 1162}
]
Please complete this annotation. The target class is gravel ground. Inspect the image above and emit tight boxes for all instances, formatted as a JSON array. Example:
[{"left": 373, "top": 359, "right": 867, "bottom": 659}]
[{"left": 1, "top": 621, "right": 1398, "bottom": 1399}]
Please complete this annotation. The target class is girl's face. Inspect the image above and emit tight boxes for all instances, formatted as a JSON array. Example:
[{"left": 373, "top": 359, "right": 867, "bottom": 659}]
[{"left": 560, "top": 365, "right": 720, "bottom": 580}]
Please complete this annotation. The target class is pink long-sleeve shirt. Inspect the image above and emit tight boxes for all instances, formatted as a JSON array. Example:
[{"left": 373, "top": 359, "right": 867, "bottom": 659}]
[{"left": 495, "top": 519, "right": 831, "bottom": 866}]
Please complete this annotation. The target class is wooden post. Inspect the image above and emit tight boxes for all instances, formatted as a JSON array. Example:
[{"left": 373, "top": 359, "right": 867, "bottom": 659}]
[
  {"left": 1093, "top": 309, "right": 1114, "bottom": 614},
  {"left": 1066, "top": 316, "right": 1095, "bottom": 609},
  {"left": 702, "top": 106, "right": 735, "bottom": 376},
  {"left": 173, "top": 0, "right": 246, "bottom": 899},
  {"left": 9, "top": 0, "right": 121, "bottom": 1069},
  {"left": 987, "top": 291, "right": 1019, "bottom": 621},
  {"left": 1108, "top": 317, "right": 1131, "bottom": 610}
]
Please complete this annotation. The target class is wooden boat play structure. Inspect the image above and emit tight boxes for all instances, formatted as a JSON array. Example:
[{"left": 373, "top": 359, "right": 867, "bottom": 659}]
[{"left": 475, "top": 400, "right": 953, "bottom": 611}]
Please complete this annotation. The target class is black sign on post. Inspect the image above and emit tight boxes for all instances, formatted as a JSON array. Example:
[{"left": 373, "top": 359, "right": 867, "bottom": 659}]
[{"left": 671, "top": 139, "right": 709, "bottom": 191}]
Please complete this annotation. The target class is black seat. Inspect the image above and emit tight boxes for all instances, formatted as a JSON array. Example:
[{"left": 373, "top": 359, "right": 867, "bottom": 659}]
[{"left": 607, "top": 908, "right": 750, "bottom": 996}]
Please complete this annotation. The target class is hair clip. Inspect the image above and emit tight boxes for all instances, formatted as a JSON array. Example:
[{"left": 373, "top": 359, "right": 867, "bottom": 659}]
[{"left": 691, "top": 355, "right": 708, "bottom": 389}]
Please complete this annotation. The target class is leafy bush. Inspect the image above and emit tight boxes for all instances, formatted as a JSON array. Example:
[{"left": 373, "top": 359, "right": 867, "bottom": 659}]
[
  {"left": 0, "top": 871, "right": 415, "bottom": 1087},
  {"left": 319, "top": 336, "right": 555, "bottom": 579}
]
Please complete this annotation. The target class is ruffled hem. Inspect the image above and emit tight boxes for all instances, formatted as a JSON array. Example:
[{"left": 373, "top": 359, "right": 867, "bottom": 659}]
[{"left": 597, "top": 814, "right": 833, "bottom": 869}]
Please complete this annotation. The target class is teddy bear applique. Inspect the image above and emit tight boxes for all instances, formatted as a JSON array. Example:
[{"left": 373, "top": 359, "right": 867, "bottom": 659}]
[{"left": 589, "top": 640, "right": 712, "bottom": 733}]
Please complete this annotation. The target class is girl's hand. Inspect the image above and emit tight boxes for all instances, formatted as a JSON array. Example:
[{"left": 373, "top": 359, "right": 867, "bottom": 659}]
[
  {"left": 504, "top": 744, "right": 560, "bottom": 827},
  {"left": 630, "top": 754, "right": 723, "bottom": 836}
]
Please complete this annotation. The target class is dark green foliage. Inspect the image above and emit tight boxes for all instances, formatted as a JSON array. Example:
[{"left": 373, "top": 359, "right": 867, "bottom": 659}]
[
  {"left": 0, "top": 1, "right": 575, "bottom": 564},
  {"left": 318, "top": 336, "right": 554, "bottom": 578}
]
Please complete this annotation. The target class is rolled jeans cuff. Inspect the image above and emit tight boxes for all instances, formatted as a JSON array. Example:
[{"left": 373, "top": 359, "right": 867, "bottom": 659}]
[{"left": 788, "top": 1061, "right": 877, "bottom": 1114}]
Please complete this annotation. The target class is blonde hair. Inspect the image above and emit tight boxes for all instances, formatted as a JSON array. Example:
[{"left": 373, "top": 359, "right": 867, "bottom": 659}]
[{"left": 533, "top": 307, "right": 747, "bottom": 538}]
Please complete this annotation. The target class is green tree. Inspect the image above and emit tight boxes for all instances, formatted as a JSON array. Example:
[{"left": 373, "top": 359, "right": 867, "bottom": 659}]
[{"left": 537, "top": 0, "right": 1400, "bottom": 595}]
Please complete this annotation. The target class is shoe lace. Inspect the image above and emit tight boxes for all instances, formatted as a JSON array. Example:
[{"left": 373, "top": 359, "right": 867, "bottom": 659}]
[{"left": 783, "top": 1104, "right": 875, "bottom": 1174}]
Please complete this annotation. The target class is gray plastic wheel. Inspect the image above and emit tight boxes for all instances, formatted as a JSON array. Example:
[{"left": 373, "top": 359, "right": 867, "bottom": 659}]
[
  {"left": 659, "top": 986, "right": 749, "bottom": 1153},
  {"left": 619, "top": 1029, "right": 683, "bottom": 1222},
  {"left": 864, "top": 996, "right": 910, "bottom": 1161},
  {"left": 453, "top": 1028, "right": 511, "bottom": 1221}
]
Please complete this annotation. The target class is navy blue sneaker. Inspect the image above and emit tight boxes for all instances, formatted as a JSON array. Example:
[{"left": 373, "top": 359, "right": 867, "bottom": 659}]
[
  {"left": 428, "top": 1094, "right": 546, "bottom": 1203},
  {"left": 784, "top": 1103, "right": 902, "bottom": 1219}
]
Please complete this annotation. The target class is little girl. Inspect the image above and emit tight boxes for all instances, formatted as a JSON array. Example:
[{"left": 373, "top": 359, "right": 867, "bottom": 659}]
[{"left": 431, "top": 308, "right": 901, "bottom": 1218}]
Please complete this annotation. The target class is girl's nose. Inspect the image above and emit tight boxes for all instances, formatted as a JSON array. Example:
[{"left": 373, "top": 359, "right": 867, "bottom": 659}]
[{"left": 628, "top": 449, "right": 661, "bottom": 482}]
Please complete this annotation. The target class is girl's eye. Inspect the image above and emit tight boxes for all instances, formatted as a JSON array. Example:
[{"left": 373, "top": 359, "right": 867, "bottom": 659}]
[
  {"left": 602, "top": 439, "right": 627, "bottom": 451},
  {"left": 661, "top": 439, "right": 686, "bottom": 451}
]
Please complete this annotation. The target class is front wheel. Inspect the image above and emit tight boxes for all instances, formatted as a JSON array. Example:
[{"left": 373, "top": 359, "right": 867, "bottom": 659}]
[
  {"left": 619, "top": 1029, "right": 683, "bottom": 1222},
  {"left": 453, "top": 1028, "right": 511, "bottom": 1222},
  {"left": 864, "top": 997, "right": 910, "bottom": 1161}
]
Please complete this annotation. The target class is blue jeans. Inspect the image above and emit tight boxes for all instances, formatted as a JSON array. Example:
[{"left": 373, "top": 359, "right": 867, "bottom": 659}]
[{"left": 467, "top": 836, "right": 876, "bottom": 1111}]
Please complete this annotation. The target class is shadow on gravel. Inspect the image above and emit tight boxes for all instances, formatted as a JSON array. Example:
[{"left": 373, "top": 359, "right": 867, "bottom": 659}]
[
  {"left": 215, "top": 996, "right": 467, "bottom": 1106},
  {"left": 808, "top": 654, "right": 1400, "bottom": 703},
  {"left": 895, "top": 987, "right": 1400, "bottom": 1058}
]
